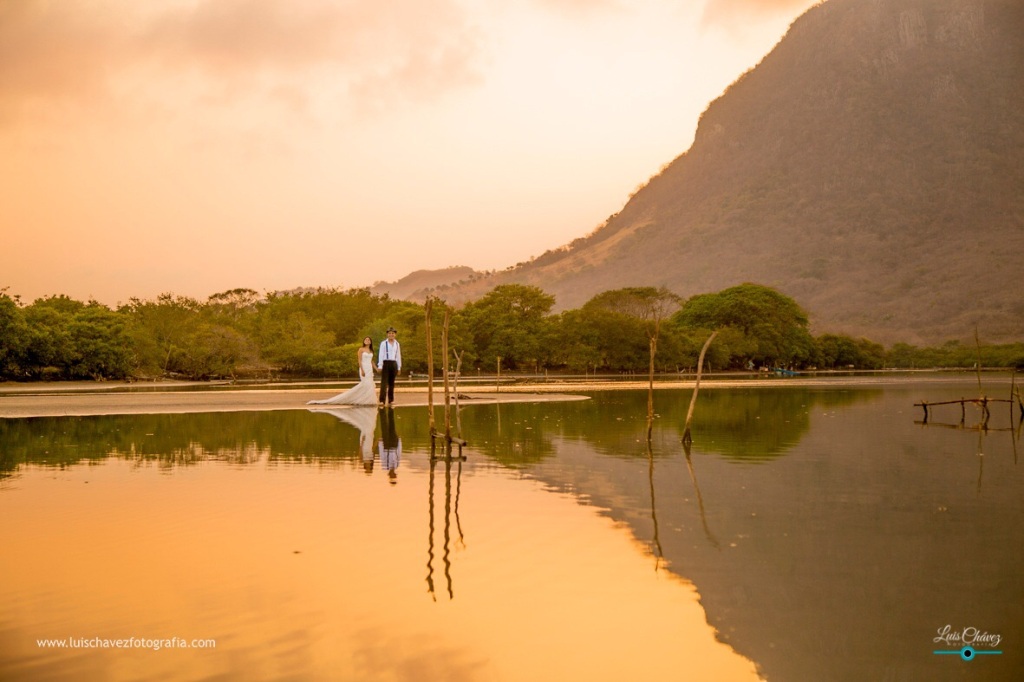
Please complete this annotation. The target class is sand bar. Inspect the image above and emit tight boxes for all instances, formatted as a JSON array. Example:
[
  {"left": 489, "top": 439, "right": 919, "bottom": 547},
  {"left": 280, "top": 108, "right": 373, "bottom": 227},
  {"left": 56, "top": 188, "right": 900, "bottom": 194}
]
[
  {"left": 0, "top": 372, "right": 1003, "bottom": 418},
  {"left": 0, "top": 387, "right": 589, "bottom": 418}
]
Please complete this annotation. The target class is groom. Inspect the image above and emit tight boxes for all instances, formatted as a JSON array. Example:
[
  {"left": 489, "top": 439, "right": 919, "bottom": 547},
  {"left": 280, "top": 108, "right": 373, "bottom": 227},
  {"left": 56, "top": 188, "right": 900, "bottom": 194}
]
[{"left": 377, "top": 326, "right": 401, "bottom": 407}]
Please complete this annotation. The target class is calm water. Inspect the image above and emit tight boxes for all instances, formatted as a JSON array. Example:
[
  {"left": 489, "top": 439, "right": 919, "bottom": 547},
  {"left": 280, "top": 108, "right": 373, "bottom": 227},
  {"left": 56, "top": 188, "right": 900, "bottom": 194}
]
[{"left": 1, "top": 377, "right": 1021, "bottom": 681}]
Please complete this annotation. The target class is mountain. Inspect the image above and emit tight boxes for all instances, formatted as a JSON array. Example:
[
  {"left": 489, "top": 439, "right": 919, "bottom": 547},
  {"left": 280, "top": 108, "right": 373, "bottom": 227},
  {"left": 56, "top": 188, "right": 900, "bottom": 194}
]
[
  {"left": 442, "top": 0, "right": 1024, "bottom": 345},
  {"left": 369, "top": 266, "right": 483, "bottom": 301}
]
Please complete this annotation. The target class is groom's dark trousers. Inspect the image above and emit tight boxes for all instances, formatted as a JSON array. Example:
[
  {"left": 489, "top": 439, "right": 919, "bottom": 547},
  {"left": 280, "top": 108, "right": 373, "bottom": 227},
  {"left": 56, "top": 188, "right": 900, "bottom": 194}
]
[{"left": 379, "top": 360, "right": 398, "bottom": 404}]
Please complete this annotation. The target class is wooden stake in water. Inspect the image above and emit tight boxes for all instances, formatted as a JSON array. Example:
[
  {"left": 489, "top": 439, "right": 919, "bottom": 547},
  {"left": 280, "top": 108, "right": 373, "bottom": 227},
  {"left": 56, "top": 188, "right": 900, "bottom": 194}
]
[
  {"left": 453, "top": 350, "right": 464, "bottom": 440},
  {"left": 442, "top": 310, "right": 451, "bottom": 441},
  {"left": 646, "top": 335, "right": 657, "bottom": 442},
  {"left": 974, "top": 326, "right": 983, "bottom": 394},
  {"left": 425, "top": 298, "right": 435, "bottom": 435},
  {"left": 682, "top": 330, "right": 718, "bottom": 445}
]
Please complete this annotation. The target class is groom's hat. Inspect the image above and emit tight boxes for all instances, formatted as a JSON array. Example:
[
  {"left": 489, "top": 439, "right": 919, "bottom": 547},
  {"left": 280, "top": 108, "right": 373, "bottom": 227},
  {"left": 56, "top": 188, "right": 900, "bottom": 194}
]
[{"left": 386, "top": 326, "right": 397, "bottom": 333}]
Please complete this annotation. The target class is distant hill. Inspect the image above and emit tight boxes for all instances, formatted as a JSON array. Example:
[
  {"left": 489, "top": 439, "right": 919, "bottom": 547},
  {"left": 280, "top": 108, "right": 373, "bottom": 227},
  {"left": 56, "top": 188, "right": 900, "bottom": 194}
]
[
  {"left": 439, "top": 0, "right": 1024, "bottom": 345},
  {"left": 370, "top": 266, "right": 483, "bottom": 301}
]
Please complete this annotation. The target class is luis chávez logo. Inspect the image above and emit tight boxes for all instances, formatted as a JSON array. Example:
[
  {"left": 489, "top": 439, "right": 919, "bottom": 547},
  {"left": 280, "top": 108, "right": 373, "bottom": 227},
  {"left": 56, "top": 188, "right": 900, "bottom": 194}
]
[{"left": 933, "top": 625, "right": 1003, "bottom": 661}]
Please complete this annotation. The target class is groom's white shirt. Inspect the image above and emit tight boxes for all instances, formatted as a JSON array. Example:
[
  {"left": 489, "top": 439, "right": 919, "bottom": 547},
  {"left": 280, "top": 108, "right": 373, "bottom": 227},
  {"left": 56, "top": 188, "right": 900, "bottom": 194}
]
[{"left": 377, "top": 339, "right": 401, "bottom": 371}]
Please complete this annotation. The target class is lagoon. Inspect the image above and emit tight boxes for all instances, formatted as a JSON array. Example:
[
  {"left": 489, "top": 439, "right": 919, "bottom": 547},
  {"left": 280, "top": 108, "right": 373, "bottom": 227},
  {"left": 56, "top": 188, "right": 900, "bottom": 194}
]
[{"left": 1, "top": 376, "right": 1021, "bottom": 681}]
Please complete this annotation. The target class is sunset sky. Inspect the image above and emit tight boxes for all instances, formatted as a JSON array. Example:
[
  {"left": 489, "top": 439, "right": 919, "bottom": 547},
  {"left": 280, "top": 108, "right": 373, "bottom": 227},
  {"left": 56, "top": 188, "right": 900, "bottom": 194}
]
[{"left": 1, "top": 0, "right": 816, "bottom": 306}]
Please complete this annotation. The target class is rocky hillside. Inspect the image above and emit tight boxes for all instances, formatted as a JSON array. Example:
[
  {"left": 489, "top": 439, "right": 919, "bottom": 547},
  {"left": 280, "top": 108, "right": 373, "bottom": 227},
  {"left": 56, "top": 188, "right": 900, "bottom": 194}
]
[{"left": 436, "top": 0, "right": 1024, "bottom": 344}]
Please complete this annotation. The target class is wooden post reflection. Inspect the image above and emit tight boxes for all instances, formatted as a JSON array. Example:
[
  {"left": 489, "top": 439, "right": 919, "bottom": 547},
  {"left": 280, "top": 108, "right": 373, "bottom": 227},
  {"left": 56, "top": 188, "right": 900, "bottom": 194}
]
[
  {"left": 977, "top": 429, "right": 985, "bottom": 495},
  {"left": 443, "top": 457, "right": 454, "bottom": 599},
  {"left": 426, "top": 449, "right": 437, "bottom": 601},
  {"left": 646, "top": 441, "right": 663, "bottom": 572},
  {"left": 1013, "top": 414, "right": 1021, "bottom": 465},
  {"left": 426, "top": 446, "right": 466, "bottom": 601},
  {"left": 455, "top": 457, "right": 466, "bottom": 550},
  {"left": 683, "top": 440, "right": 721, "bottom": 550}
]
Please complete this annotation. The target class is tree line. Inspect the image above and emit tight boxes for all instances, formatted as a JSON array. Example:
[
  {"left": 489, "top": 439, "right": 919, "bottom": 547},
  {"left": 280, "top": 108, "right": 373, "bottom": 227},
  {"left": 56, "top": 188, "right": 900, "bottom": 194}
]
[{"left": 1, "top": 283, "right": 1021, "bottom": 382}]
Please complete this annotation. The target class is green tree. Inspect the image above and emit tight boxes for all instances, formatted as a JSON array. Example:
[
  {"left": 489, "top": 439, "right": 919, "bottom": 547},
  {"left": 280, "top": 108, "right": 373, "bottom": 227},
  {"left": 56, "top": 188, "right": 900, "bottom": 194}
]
[
  {"left": 122, "top": 294, "right": 203, "bottom": 375},
  {"left": 0, "top": 291, "right": 29, "bottom": 379},
  {"left": 673, "top": 283, "right": 814, "bottom": 368},
  {"left": 461, "top": 285, "right": 556, "bottom": 371},
  {"left": 260, "top": 312, "right": 335, "bottom": 375},
  {"left": 585, "top": 286, "right": 682, "bottom": 438},
  {"left": 321, "top": 288, "right": 392, "bottom": 346},
  {"left": 18, "top": 297, "right": 135, "bottom": 380},
  {"left": 552, "top": 307, "right": 646, "bottom": 371},
  {"left": 66, "top": 304, "right": 135, "bottom": 379},
  {"left": 22, "top": 298, "right": 79, "bottom": 379},
  {"left": 584, "top": 287, "right": 681, "bottom": 365},
  {"left": 815, "top": 334, "right": 885, "bottom": 369},
  {"left": 177, "top": 323, "right": 260, "bottom": 379}
]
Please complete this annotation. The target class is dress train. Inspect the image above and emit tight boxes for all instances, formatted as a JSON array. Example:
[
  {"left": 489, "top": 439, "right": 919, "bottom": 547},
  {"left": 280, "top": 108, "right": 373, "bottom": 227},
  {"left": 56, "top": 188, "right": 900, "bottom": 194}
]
[{"left": 307, "top": 351, "right": 377, "bottom": 406}]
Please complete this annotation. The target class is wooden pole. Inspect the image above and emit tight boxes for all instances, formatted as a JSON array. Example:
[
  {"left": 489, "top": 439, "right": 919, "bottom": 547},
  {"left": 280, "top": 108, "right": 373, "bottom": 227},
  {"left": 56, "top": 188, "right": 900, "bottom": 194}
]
[
  {"left": 442, "top": 310, "right": 451, "bottom": 440},
  {"left": 496, "top": 357, "right": 501, "bottom": 394},
  {"left": 453, "top": 350, "right": 464, "bottom": 440},
  {"left": 974, "top": 327, "right": 983, "bottom": 393},
  {"left": 425, "top": 298, "right": 435, "bottom": 435},
  {"left": 682, "top": 330, "right": 718, "bottom": 445},
  {"left": 646, "top": 335, "right": 657, "bottom": 442}
]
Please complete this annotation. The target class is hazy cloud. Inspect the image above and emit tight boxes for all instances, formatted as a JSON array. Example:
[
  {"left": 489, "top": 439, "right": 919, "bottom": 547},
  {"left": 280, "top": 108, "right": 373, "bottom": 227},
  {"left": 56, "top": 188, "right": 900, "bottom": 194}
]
[
  {"left": 0, "top": 1, "right": 127, "bottom": 119},
  {"left": 530, "top": 0, "right": 623, "bottom": 16},
  {"left": 0, "top": 0, "right": 485, "bottom": 127}
]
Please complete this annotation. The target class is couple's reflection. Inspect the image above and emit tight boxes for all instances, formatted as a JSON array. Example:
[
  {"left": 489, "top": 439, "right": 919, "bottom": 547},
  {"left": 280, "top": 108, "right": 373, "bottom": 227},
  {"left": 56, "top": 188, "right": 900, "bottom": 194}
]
[
  {"left": 379, "top": 407, "right": 401, "bottom": 484},
  {"left": 311, "top": 406, "right": 400, "bottom": 481}
]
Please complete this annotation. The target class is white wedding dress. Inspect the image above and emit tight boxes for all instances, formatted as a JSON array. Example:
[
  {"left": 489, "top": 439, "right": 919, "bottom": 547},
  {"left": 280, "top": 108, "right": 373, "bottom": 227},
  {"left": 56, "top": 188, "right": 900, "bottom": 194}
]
[{"left": 307, "top": 351, "right": 378, "bottom": 405}]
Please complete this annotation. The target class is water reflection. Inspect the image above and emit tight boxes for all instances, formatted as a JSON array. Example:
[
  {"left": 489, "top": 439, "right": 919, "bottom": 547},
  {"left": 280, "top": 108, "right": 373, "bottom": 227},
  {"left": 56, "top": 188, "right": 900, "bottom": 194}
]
[
  {"left": 0, "top": 388, "right": 873, "bottom": 476},
  {"left": 683, "top": 440, "right": 720, "bottom": 550},
  {"left": 379, "top": 407, "right": 401, "bottom": 483},
  {"left": 3, "top": 381, "right": 1022, "bottom": 680},
  {"left": 913, "top": 401, "right": 1024, "bottom": 491},
  {"left": 520, "top": 383, "right": 1024, "bottom": 681},
  {"left": 646, "top": 441, "right": 663, "bottom": 571},
  {"left": 1, "top": 408, "right": 763, "bottom": 680}
]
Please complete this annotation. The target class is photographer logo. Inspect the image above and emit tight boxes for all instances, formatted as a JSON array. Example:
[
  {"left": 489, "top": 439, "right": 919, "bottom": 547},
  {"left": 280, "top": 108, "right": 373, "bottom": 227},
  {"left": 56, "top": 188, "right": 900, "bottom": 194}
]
[{"left": 932, "top": 625, "right": 1003, "bottom": 661}]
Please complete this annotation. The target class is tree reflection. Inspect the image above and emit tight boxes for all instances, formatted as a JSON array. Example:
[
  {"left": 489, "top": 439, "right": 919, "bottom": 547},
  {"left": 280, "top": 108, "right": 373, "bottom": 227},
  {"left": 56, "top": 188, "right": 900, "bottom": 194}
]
[{"left": 0, "top": 388, "right": 879, "bottom": 476}]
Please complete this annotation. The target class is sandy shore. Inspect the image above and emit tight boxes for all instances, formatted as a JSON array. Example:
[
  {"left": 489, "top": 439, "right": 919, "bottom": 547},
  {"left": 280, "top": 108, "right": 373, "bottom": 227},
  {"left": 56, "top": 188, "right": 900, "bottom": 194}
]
[
  {"left": 0, "top": 386, "right": 589, "bottom": 418},
  {"left": 0, "top": 372, "right": 1004, "bottom": 418}
]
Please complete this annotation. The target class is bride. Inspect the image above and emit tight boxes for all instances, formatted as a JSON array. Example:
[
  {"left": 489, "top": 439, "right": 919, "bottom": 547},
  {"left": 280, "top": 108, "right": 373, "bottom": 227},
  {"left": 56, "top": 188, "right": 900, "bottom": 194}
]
[{"left": 307, "top": 337, "right": 378, "bottom": 406}]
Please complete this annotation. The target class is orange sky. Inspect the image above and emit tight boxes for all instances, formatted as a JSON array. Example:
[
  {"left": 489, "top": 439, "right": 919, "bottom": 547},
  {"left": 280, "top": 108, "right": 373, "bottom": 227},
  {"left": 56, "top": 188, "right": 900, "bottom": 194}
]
[{"left": 0, "top": 0, "right": 816, "bottom": 306}]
